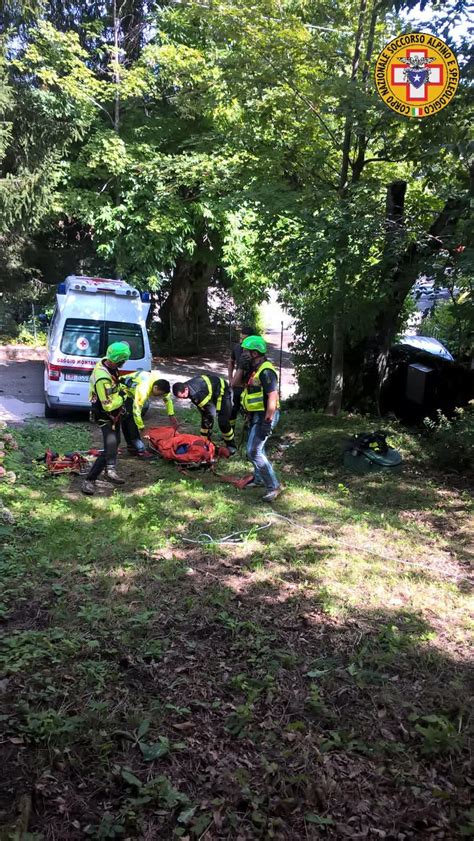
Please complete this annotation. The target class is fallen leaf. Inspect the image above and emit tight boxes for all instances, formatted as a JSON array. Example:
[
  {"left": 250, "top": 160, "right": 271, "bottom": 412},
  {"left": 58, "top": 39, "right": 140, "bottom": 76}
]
[
  {"left": 121, "top": 768, "right": 142, "bottom": 788},
  {"left": 177, "top": 805, "right": 197, "bottom": 824}
]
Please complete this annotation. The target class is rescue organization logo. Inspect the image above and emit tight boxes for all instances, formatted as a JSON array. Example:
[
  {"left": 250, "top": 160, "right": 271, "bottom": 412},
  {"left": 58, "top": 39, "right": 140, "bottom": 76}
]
[{"left": 374, "top": 33, "right": 459, "bottom": 118}]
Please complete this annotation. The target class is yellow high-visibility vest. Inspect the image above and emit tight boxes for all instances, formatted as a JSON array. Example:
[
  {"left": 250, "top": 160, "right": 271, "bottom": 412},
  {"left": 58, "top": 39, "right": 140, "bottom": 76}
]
[
  {"left": 242, "top": 360, "right": 280, "bottom": 413},
  {"left": 89, "top": 361, "right": 123, "bottom": 412},
  {"left": 120, "top": 371, "right": 175, "bottom": 429}
]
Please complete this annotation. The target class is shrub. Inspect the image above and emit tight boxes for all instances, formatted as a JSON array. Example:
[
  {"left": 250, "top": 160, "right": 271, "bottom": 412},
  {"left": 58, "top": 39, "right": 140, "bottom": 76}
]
[
  {"left": 421, "top": 298, "right": 474, "bottom": 361},
  {"left": 423, "top": 404, "right": 474, "bottom": 472},
  {"left": 16, "top": 322, "right": 48, "bottom": 346},
  {"left": 0, "top": 302, "right": 19, "bottom": 341},
  {"left": 234, "top": 301, "right": 264, "bottom": 335}
]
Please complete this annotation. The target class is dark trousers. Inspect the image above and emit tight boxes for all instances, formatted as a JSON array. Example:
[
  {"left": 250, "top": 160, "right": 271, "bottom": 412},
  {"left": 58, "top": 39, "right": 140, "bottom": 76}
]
[
  {"left": 121, "top": 398, "right": 138, "bottom": 447},
  {"left": 121, "top": 397, "right": 150, "bottom": 451},
  {"left": 200, "top": 391, "right": 235, "bottom": 443},
  {"left": 230, "top": 387, "right": 243, "bottom": 425},
  {"left": 87, "top": 420, "right": 121, "bottom": 481}
]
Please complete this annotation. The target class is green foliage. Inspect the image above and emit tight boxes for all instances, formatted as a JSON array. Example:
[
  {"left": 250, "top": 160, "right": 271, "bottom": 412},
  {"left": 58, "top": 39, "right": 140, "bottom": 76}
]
[
  {"left": 423, "top": 405, "right": 474, "bottom": 472},
  {"left": 0, "top": 301, "right": 20, "bottom": 339},
  {"left": 305, "top": 813, "right": 334, "bottom": 828},
  {"left": 233, "top": 300, "right": 265, "bottom": 336},
  {"left": 163, "top": 0, "right": 471, "bottom": 404},
  {"left": 409, "top": 713, "right": 462, "bottom": 757},
  {"left": 15, "top": 322, "right": 48, "bottom": 346},
  {"left": 7, "top": 420, "right": 91, "bottom": 463},
  {"left": 19, "top": 707, "right": 84, "bottom": 743},
  {"left": 421, "top": 297, "right": 474, "bottom": 360},
  {"left": 1, "top": 628, "right": 83, "bottom": 674},
  {"left": 0, "top": 54, "right": 13, "bottom": 163},
  {"left": 1, "top": 21, "right": 95, "bottom": 293},
  {"left": 3, "top": 0, "right": 471, "bottom": 400}
]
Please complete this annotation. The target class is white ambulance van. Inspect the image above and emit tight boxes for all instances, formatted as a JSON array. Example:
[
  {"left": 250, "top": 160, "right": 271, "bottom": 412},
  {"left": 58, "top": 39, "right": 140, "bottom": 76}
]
[{"left": 44, "top": 276, "right": 152, "bottom": 417}]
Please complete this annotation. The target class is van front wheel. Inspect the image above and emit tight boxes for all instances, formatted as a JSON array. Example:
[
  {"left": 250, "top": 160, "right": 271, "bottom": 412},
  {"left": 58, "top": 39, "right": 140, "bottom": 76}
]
[{"left": 44, "top": 402, "right": 58, "bottom": 419}]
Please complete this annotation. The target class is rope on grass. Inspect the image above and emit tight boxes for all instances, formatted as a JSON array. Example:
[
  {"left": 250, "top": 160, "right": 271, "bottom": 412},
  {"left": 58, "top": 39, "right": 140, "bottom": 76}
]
[
  {"left": 181, "top": 512, "right": 467, "bottom": 580},
  {"left": 181, "top": 512, "right": 315, "bottom": 545},
  {"left": 182, "top": 521, "right": 274, "bottom": 545}
]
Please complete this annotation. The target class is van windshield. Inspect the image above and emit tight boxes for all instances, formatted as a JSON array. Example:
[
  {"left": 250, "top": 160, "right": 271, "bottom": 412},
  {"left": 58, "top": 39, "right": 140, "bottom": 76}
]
[{"left": 60, "top": 319, "right": 145, "bottom": 360}]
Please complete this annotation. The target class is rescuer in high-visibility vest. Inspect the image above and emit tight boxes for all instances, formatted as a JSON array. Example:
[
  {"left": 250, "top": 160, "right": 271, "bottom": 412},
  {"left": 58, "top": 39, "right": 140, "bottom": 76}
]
[
  {"left": 120, "top": 371, "right": 177, "bottom": 457},
  {"left": 228, "top": 325, "right": 254, "bottom": 431},
  {"left": 237, "top": 335, "right": 282, "bottom": 502},
  {"left": 82, "top": 341, "right": 131, "bottom": 495},
  {"left": 172, "top": 374, "right": 236, "bottom": 453}
]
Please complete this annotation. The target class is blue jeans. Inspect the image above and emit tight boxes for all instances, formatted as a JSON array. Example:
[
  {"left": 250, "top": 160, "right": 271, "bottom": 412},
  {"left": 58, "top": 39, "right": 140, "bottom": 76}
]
[{"left": 246, "top": 411, "right": 280, "bottom": 491}]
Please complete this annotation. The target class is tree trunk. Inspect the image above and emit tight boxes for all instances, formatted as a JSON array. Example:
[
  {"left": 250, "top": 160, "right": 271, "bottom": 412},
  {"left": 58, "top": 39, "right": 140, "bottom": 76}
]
[
  {"left": 112, "top": 0, "right": 122, "bottom": 278},
  {"left": 113, "top": 0, "right": 120, "bottom": 135},
  {"left": 159, "top": 257, "right": 215, "bottom": 347},
  {"left": 326, "top": 312, "right": 345, "bottom": 415},
  {"left": 338, "top": 0, "right": 367, "bottom": 193},
  {"left": 325, "top": 0, "right": 367, "bottom": 415},
  {"left": 362, "top": 193, "right": 467, "bottom": 411},
  {"left": 372, "top": 180, "right": 408, "bottom": 407}
]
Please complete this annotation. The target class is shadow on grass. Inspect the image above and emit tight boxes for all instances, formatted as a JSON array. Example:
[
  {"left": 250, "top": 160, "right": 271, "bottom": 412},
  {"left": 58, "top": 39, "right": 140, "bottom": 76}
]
[
  {"left": 1, "top": 414, "right": 472, "bottom": 839},
  {"left": 276, "top": 417, "right": 473, "bottom": 573},
  {"left": 1, "top": 498, "right": 473, "bottom": 839}
]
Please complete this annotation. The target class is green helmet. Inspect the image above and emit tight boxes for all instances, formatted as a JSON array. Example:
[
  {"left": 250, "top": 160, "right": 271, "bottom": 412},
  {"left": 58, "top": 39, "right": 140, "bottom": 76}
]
[
  {"left": 106, "top": 341, "right": 131, "bottom": 364},
  {"left": 241, "top": 335, "right": 267, "bottom": 354}
]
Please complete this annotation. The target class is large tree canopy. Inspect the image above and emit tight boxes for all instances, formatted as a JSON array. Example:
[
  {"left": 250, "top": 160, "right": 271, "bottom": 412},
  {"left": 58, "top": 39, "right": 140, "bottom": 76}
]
[{"left": 1, "top": 0, "right": 472, "bottom": 400}]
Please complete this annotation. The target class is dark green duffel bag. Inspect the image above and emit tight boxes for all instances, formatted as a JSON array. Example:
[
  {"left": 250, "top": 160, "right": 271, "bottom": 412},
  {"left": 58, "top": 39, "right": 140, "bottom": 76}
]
[{"left": 344, "top": 431, "right": 403, "bottom": 475}]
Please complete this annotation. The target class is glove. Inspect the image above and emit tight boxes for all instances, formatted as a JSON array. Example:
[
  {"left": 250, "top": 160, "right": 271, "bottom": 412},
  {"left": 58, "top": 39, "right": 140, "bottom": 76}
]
[{"left": 260, "top": 419, "right": 273, "bottom": 438}]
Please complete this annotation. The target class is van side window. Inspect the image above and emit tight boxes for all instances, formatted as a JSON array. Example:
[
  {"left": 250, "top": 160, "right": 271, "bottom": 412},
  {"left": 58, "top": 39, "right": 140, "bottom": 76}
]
[
  {"left": 106, "top": 322, "right": 144, "bottom": 359},
  {"left": 60, "top": 319, "right": 102, "bottom": 357}
]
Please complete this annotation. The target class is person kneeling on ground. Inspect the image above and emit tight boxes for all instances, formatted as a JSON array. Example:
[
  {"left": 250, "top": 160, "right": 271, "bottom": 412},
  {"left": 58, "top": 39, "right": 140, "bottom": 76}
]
[
  {"left": 172, "top": 374, "right": 236, "bottom": 453},
  {"left": 237, "top": 335, "right": 282, "bottom": 502},
  {"left": 82, "top": 342, "right": 131, "bottom": 496},
  {"left": 120, "top": 372, "right": 176, "bottom": 458}
]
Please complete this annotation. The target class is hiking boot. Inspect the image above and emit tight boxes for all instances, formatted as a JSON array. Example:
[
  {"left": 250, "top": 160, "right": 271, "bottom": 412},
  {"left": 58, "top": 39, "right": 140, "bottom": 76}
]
[
  {"left": 262, "top": 485, "right": 283, "bottom": 502},
  {"left": 104, "top": 468, "right": 125, "bottom": 485},
  {"left": 244, "top": 477, "right": 265, "bottom": 488},
  {"left": 136, "top": 450, "right": 154, "bottom": 460},
  {"left": 81, "top": 480, "right": 96, "bottom": 495}
]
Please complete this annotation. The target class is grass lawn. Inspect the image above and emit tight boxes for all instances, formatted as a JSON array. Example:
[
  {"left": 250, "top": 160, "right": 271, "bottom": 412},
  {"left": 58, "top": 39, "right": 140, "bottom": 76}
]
[{"left": 0, "top": 409, "right": 472, "bottom": 840}]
